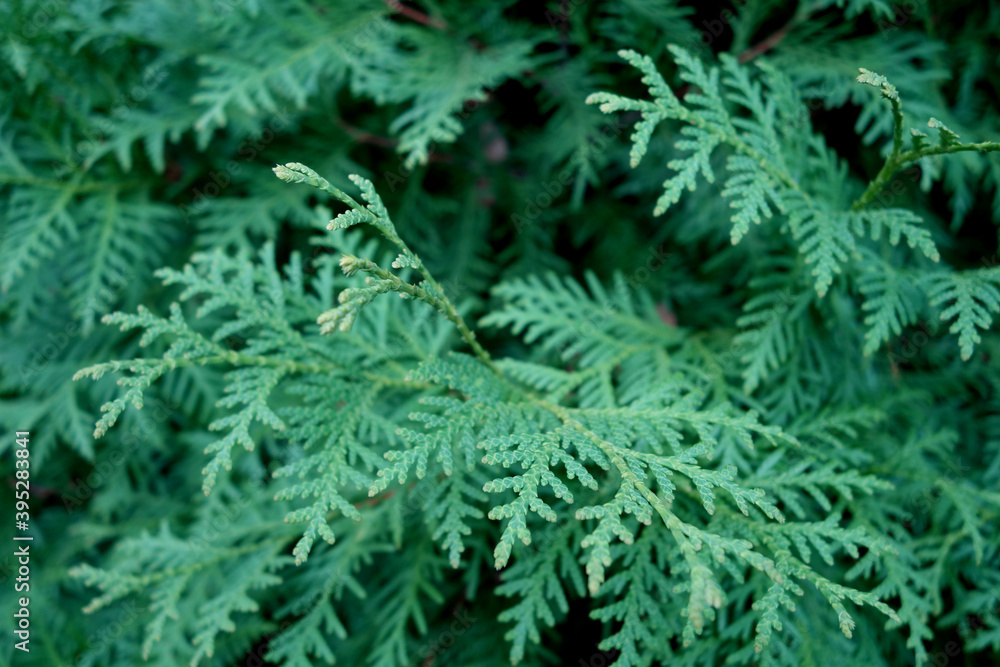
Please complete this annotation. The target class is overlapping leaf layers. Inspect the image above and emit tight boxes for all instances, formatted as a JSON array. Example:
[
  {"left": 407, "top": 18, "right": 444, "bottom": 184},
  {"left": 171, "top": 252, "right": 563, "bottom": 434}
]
[
  {"left": 77, "top": 153, "right": 944, "bottom": 665},
  {"left": 14, "top": 4, "right": 997, "bottom": 665}
]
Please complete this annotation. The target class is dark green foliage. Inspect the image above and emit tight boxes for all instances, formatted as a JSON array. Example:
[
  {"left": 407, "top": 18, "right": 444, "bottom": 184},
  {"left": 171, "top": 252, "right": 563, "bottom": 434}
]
[{"left": 3, "top": 1, "right": 1000, "bottom": 666}]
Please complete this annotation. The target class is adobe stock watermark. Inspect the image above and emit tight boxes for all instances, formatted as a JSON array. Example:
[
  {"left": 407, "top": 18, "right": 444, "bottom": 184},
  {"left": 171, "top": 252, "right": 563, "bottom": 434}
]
[
  {"left": 381, "top": 70, "right": 506, "bottom": 193},
  {"left": 980, "top": 251, "right": 998, "bottom": 271},
  {"left": 210, "top": 0, "right": 256, "bottom": 16},
  {"left": 886, "top": 318, "right": 940, "bottom": 368},
  {"left": 866, "top": 164, "right": 923, "bottom": 211},
  {"left": 955, "top": 589, "right": 1000, "bottom": 662},
  {"left": 184, "top": 476, "right": 269, "bottom": 552},
  {"left": 61, "top": 398, "right": 176, "bottom": 512},
  {"left": 577, "top": 648, "right": 620, "bottom": 667},
  {"left": 240, "top": 617, "right": 308, "bottom": 667},
  {"left": 527, "top": 243, "right": 673, "bottom": 374},
  {"left": 178, "top": 109, "right": 293, "bottom": 224},
  {"left": 681, "top": 0, "right": 752, "bottom": 55},
  {"left": 341, "top": 275, "right": 473, "bottom": 387},
  {"left": 12, "top": 0, "right": 70, "bottom": 40},
  {"left": 876, "top": 0, "right": 929, "bottom": 39},
  {"left": 334, "top": 5, "right": 398, "bottom": 59},
  {"left": 512, "top": 115, "right": 630, "bottom": 235},
  {"left": 18, "top": 268, "right": 134, "bottom": 384},
  {"left": 411, "top": 608, "right": 477, "bottom": 666},
  {"left": 897, "top": 454, "right": 970, "bottom": 530},
  {"left": 731, "top": 283, "right": 799, "bottom": 353},
  {"left": 543, "top": 0, "right": 588, "bottom": 27},
  {"left": 921, "top": 587, "right": 999, "bottom": 667},
  {"left": 53, "top": 64, "right": 169, "bottom": 178},
  {"left": 71, "top": 600, "right": 142, "bottom": 666}
]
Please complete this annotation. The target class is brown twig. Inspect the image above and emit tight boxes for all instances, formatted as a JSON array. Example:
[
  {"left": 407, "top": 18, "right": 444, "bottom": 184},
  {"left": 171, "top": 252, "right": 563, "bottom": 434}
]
[
  {"left": 737, "top": 19, "right": 795, "bottom": 64},
  {"left": 356, "top": 489, "right": 395, "bottom": 509},
  {"left": 335, "top": 117, "right": 398, "bottom": 148},
  {"left": 737, "top": 5, "right": 817, "bottom": 64},
  {"left": 334, "top": 117, "right": 457, "bottom": 164},
  {"left": 385, "top": 0, "right": 448, "bottom": 30}
]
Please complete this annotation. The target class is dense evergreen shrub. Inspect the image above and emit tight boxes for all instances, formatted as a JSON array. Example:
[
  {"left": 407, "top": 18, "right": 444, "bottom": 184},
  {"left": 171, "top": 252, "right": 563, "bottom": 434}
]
[{"left": 2, "top": 1, "right": 1000, "bottom": 665}]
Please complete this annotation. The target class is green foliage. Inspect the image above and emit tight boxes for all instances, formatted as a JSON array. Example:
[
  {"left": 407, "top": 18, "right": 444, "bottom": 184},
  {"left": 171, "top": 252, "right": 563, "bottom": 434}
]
[{"left": 4, "top": 2, "right": 1000, "bottom": 666}]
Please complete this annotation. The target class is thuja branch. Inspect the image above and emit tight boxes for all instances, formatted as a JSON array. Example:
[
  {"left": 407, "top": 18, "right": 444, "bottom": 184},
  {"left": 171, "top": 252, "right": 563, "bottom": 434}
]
[
  {"left": 852, "top": 69, "right": 1000, "bottom": 210},
  {"left": 333, "top": 255, "right": 496, "bottom": 370},
  {"left": 273, "top": 162, "right": 499, "bottom": 373}
]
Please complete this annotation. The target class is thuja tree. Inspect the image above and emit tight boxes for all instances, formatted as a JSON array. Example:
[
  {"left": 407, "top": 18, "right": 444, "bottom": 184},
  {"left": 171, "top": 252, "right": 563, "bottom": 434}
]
[{"left": 3, "top": 1, "right": 1000, "bottom": 666}]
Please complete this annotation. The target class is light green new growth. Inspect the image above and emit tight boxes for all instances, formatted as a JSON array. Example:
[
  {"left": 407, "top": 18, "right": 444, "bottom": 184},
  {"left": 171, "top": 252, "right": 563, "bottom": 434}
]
[
  {"left": 852, "top": 68, "right": 1000, "bottom": 210},
  {"left": 587, "top": 46, "right": 1000, "bottom": 365},
  {"left": 73, "top": 159, "right": 906, "bottom": 665},
  {"left": 11, "top": 4, "right": 1000, "bottom": 666},
  {"left": 586, "top": 48, "right": 943, "bottom": 299},
  {"left": 60, "top": 32, "right": 1000, "bottom": 667},
  {"left": 273, "top": 162, "right": 496, "bottom": 371}
]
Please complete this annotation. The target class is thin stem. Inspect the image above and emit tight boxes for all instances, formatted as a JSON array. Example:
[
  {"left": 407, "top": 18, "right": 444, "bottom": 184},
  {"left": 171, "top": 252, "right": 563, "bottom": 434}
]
[
  {"left": 334, "top": 117, "right": 399, "bottom": 148},
  {"left": 737, "top": 10, "right": 802, "bottom": 64},
  {"left": 542, "top": 400, "right": 712, "bottom": 599},
  {"left": 675, "top": 104, "right": 802, "bottom": 195},
  {"left": 897, "top": 141, "right": 1000, "bottom": 163},
  {"left": 851, "top": 140, "right": 1000, "bottom": 211},
  {"left": 850, "top": 71, "right": 1000, "bottom": 210},
  {"left": 0, "top": 172, "right": 147, "bottom": 192},
  {"left": 850, "top": 82, "right": 905, "bottom": 211},
  {"left": 276, "top": 162, "right": 499, "bottom": 373},
  {"left": 274, "top": 163, "right": 368, "bottom": 213},
  {"left": 155, "top": 350, "right": 427, "bottom": 388},
  {"left": 850, "top": 155, "right": 899, "bottom": 213},
  {"left": 384, "top": 0, "right": 448, "bottom": 30},
  {"left": 158, "top": 351, "right": 338, "bottom": 375},
  {"left": 356, "top": 261, "right": 499, "bottom": 373},
  {"left": 737, "top": 1, "right": 825, "bottom": 64}
]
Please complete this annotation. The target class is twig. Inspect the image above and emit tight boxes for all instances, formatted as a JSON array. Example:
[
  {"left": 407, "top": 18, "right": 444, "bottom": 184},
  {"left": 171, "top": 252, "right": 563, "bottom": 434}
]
[
  {"left": 335, "top": 118, "right": 398, "bottom": 148},
  {"left": 737, "top": 16, "right": 796, "bottom": 64},
  {"left": 385, "top": 0, "right": 448, "bottom": 30}
]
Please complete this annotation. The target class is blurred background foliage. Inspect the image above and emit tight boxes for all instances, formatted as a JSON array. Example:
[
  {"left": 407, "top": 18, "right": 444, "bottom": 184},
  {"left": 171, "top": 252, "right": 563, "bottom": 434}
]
[{"left": 1, "top": 0, "right": 999, "bottom": 665}]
